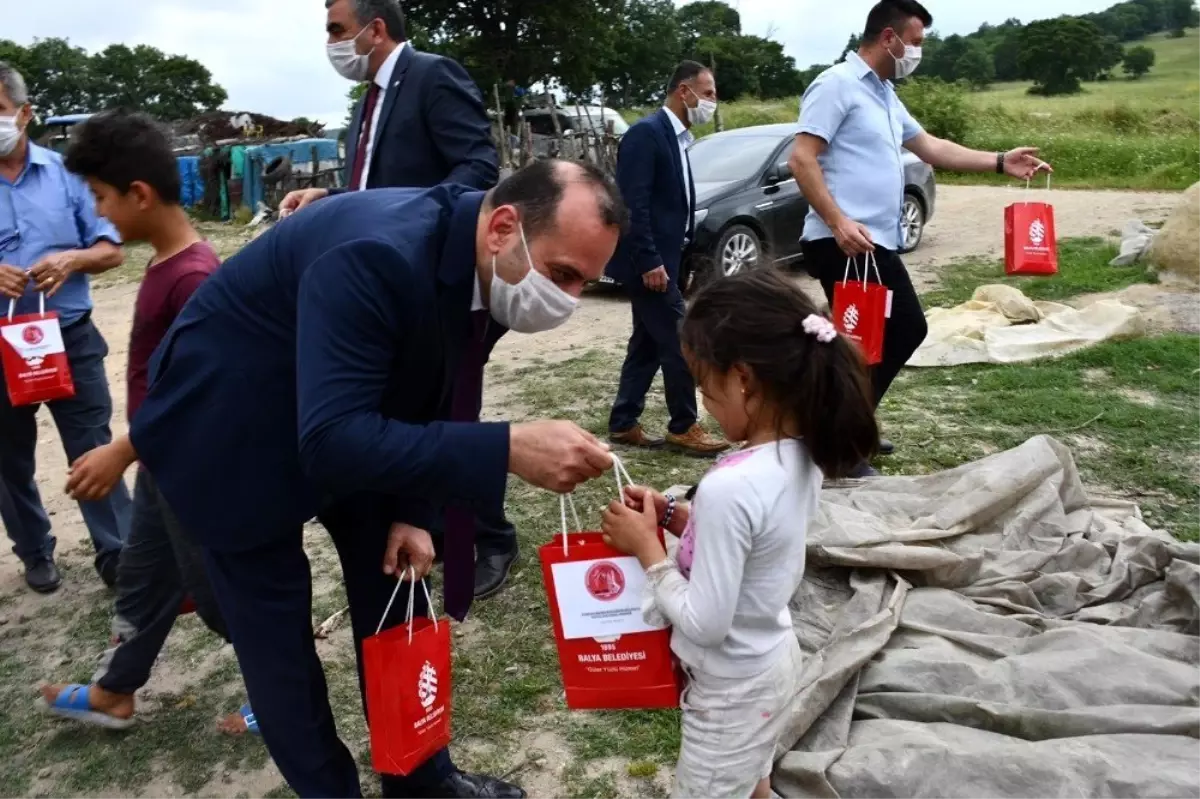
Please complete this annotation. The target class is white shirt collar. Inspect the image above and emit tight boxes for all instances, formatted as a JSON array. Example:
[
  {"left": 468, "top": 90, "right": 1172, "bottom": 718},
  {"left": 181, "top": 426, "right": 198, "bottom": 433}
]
[
  {"left": 373, "top": 41, "right": 408, "bottom": 90},
  {"left": 662, "top": 106, "right": 691, "bottom": 142}
]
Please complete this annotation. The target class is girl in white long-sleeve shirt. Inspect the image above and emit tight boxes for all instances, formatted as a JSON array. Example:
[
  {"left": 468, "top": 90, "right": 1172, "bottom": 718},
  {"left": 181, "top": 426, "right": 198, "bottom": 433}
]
[{"left": 602, "top": 269, "right": 879, "bottom": 798}]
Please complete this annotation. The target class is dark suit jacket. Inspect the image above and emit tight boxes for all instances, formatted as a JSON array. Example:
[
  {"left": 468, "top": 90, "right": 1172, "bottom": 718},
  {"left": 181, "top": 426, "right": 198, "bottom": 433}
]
[
  {"left": 605, "top": 108, "right": 696, "bottom": 285},
  {"left": 339, "top": 46, "right": 498, "bottom": 192},
  {"left": 130, "top": 187, "right": 508, "bottom": 553}
]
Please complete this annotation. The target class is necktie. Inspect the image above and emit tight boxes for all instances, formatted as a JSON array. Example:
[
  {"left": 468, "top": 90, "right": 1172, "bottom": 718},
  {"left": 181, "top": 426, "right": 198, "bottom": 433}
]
[
  {"left": 443, "top": 310, "right": 491, "bottom": 620},
  {"left": 349, "top": 82, "right": 381, "bottom": 191}
]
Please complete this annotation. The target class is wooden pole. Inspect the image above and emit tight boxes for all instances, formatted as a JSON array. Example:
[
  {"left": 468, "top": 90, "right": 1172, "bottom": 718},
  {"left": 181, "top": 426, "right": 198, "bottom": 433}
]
[{"left": 492, "top": 82, "right": 509, "bottom": 168}]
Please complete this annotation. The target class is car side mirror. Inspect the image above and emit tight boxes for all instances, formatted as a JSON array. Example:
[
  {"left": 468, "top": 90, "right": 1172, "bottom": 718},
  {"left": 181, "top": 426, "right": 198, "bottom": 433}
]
[{"left": 767, "top": 161, "right": 791, "bottom": 184}]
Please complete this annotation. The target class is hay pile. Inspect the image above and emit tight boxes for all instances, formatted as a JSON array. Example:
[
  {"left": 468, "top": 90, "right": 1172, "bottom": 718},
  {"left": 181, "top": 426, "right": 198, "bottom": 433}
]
[{"left": 1149, "top": 181, "right": 1200, "bottom": 284}]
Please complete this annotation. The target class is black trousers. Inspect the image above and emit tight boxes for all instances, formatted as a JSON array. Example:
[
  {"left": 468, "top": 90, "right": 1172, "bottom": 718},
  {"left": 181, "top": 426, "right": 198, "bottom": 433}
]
[
  {"left": 802, "top": 238, "right": 929, "bottom": 406},
  {"left": 609, "top": 284, "right": 698, "bottom": 435}
]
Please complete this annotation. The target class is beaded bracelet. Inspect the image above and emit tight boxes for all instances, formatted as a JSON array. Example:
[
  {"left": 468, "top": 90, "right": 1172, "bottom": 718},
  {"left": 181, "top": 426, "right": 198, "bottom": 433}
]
[{"left": 659, "top": 493, "right": 677, "bottom": 530}]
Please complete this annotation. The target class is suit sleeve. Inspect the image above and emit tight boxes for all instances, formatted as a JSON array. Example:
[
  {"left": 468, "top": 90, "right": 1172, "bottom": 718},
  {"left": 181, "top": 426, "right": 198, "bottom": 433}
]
[
  {"left": 425, "top": 59, "right": 499, "bottom": 190},
  {"left": 295, "top": 239, "right": 509, "bottom": 514},
  {"left": 616, "top": 124, "right": 663, "bottom": 276}
]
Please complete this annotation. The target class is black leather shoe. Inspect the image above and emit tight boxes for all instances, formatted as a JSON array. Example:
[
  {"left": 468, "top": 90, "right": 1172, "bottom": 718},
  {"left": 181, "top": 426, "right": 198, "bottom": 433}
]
[
  {"left": 25, "top": 558, "right": 62, "bottom": 594},
  {"left": 848, "top": 461, "right": 881, "bottom": 479},
  {"left": 878, "top": 438, "right": 896, "bottom": 456},
  {"left": 474, "top": 547, "right": 518, "bottom": 600},
  {"left": 423, "top": 770, "right": 526, "bottom": 798}
]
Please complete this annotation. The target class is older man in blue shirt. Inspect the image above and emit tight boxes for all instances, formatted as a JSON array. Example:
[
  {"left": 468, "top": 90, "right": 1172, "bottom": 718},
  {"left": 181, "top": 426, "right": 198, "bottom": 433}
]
[
  {"left": 0, "top": 62, "right": 129, "bottom": 593},
  {"left": 788, "top": 0, "right": 1048, "bottom": 476}
]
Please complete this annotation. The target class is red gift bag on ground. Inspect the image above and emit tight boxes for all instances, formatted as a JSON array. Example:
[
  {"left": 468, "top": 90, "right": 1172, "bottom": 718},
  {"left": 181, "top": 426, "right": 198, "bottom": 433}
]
[
  {"left": 539, "top": 461, "right": 681, "bottom": 710},
  {"left": 1, "top": 296, "right": 76, "bottom": 407},
  {"left": 363, "top": 573, "right": 452, "bottom": 776},
  {"left": 832, "top": 252, "right": 890, "bottom": 365},
  {"left": 1005, "top": 175, "right": 1058, "bottom": 276}
]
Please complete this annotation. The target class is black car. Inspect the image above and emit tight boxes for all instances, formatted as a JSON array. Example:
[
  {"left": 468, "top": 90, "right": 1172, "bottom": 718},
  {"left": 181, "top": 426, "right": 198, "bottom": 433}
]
[{"left": 680, "top": 122, "right": 936, "bottom": 288}]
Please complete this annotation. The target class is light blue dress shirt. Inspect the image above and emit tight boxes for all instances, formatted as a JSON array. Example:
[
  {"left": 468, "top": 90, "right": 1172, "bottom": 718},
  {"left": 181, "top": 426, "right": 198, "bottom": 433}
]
[
  {"left": 798, "top": 52, "right": 923, "bottom": 251},
  {"left": 0, "top": 143, "right": 121, "bottom": 326}
]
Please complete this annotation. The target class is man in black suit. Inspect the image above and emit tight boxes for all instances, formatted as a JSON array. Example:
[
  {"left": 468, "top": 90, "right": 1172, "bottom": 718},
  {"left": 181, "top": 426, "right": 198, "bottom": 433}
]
[
  {"left": 280, "top": 0, "right": 517, "bottom": 600},
  {"left": 606, "top": 62, "right": 728, "bottom": 457}
]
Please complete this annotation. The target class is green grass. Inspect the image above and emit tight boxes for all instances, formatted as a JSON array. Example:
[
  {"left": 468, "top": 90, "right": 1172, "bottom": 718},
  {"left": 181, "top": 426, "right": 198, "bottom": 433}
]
[{"left": 624, "top": 30, "right": 1200, "bottom": 190}]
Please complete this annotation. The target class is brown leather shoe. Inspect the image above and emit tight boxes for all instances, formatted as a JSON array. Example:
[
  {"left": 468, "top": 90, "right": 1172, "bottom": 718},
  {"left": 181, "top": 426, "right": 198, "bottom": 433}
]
[
  {"left": 666, "top": 424, "right": 730, "bottom": 457},
  {"left": 609, "top": 425, "right": 665, "bottom": 449}
]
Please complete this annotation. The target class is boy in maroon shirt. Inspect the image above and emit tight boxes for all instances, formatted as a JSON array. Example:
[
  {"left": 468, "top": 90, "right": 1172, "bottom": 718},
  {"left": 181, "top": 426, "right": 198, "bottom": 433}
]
[{"left": 38, "top": 111, "right": 253, "bottom": 733}]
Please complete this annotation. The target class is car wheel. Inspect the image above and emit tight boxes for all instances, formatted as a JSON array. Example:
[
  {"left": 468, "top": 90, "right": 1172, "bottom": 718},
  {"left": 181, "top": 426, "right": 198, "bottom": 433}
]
[
  {"left": 900, "top": 192, "right": 925, "bottom": 253},
  {"left": 716, "top": 224, "right": 762, "bottom": 278}
]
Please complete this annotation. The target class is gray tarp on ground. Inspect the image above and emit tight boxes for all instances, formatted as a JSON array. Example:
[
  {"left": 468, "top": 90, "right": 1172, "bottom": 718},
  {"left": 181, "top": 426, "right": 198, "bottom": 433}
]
[{"left": 774, "top": 436, "right": 1200, "bottom": 798}]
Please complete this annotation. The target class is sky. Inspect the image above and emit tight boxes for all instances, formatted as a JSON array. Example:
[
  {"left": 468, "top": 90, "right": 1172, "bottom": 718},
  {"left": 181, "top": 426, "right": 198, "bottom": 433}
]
[{"left": 7, "top": 0, "right": 1117, "bottom": 128}]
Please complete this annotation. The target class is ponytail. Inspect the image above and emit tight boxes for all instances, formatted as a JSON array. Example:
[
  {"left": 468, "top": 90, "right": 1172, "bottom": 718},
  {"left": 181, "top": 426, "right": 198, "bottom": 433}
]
[{"left": 681, "top": 270, "right": 878, "bottom": 478}]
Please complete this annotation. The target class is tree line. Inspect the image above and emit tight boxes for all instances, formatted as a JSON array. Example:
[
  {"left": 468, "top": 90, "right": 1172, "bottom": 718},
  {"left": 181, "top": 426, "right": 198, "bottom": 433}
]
[{"left": 811, "top": 0, "right": 1198, "bottom": 96}]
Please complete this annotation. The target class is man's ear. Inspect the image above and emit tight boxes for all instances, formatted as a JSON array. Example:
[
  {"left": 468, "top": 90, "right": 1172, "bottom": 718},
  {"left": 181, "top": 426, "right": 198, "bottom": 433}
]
[
  {"left": 485, "top": 204, "right": 519, "bottom": 254},
  {"left": 128, "top": 180, "right": 157, "bottom": 211}
]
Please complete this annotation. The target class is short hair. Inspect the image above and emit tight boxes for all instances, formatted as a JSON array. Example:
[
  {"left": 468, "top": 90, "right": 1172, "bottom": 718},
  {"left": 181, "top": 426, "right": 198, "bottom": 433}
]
[
  {"left": 64, "top": 110, "right": 182, "bottom": 204},
  {"left": 863, "top": 0, "right": 933, "bottom": 42},
  {"left": 326, "top": 0, "right": 407, "bottom": 41},
  {"left": 666, "top": 61, "right": 711, "bottom": 94},
  {"left": 491, "top": 159, "right": 629, "bottom": 238},
  {"left": 0, "top": 62, "right": 29, "bottom": 106}
]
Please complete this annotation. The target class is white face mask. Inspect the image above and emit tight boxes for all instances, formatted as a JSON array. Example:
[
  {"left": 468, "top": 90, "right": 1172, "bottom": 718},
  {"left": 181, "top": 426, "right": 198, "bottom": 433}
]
[
  {"left": 488, "top": 224, "right": 578, "bottom": 334},
  {"left": 890, "top": 39, "right": 922, "bottom": 80},
  {"left": 0, "top": 114, "right": 23, "bottom": 157},
  {"left": 326, "top": 25, "right": 375, "bottom": 82},
  {"left": 686, "top": 87, "right": 717, "bottom": 126}
]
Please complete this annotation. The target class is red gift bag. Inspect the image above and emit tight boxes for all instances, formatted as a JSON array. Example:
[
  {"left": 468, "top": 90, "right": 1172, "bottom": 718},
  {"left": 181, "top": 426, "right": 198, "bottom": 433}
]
[
  {"left": 1005, "top": 175, "right": 1058, "bottom": 276},
  {"left": 832, "top": 252, "right": 890, "bottom": 365},
  {"left": 539, "top": 462, "right": 681, "bottom": 710},
  {"left": 363, "top": 573, "right": 452, "bottom": 776},
  {"left": 1, "top": 296, "right": 76, "bottom": 407}
]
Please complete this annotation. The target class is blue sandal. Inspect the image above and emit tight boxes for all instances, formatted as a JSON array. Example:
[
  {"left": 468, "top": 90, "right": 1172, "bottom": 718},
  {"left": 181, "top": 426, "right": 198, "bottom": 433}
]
[{"left": 39, "top": 684, "right": 134, "bottom": 730}]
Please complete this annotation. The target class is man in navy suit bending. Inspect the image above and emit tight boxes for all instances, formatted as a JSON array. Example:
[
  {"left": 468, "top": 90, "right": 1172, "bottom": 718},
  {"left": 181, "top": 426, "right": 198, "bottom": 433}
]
[
  {"left": 606, "top": 62, "right": 728, "bottom": 457},
  {"left": 130, "top": 160, "right": 625, "bottom": 798}
]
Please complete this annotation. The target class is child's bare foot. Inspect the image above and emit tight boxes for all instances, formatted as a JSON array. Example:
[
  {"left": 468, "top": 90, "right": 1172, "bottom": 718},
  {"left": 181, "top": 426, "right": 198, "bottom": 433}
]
[
  {"left": 39, "top": 683, "right": 135, "bottom": 729},
  {"left": 217, "top": 703, "right": 258, "bottom": 736}
]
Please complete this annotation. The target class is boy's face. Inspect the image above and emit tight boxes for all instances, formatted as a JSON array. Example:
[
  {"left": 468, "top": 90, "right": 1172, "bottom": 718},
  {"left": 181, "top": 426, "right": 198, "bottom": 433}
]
[{"left": 87, "top": 178, "right": 151, "bottom": 242}]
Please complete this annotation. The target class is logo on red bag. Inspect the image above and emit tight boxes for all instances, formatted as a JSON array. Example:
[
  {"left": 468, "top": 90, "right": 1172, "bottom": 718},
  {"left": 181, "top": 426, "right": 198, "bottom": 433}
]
[
  {"left": 585, "top": 561, "right": 625, "bottom": 601},
  {"left": 1028, "top": 218, "right": 1046, "bottom": 246},
  {"left": 841, "top": 303, "right": 860, "bottom": 333},
  {"left": 417, "top": 661, "right": 438, "bottom": 710},
  {"left": 22, "top": 325, "right": 43, "bottom": 346}
]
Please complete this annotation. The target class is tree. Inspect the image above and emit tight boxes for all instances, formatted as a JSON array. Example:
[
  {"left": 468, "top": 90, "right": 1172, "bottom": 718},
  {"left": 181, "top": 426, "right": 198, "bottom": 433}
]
[
  {"left": 595, "top": 0, "right": 681, "bottom": 107},
  {"left": 747, "top": 37, "right": 804, "bottom": 99},
  {"left": 1018, "top": 17, "right": 1105, "bottom": 95},
  {"left": 838, "top": 34, "right": 861, "bottom": 62},
  {"left": 991, "top": 30, "right": 1024, "bottom": 82},
  {"left": 927, "top": 34, "right": 971, "bottom": 83},
  {"left": 1094, "top": 36, "right": 1127, "bottom": 80},
  {"left": 676, "top": 0, "right": 741, "bottom": 44},
  {"left": 955, "top": 40, "right": 995, "bottom": 89},
  {"left": 0, "top": 38, "right": 94, "bottom": 117},
  {"left": 1164, "top": 0, "right": 1200, "bottom": 33},
  {"left": 1123, "top": 44, "right": 1157, "bottom": 77}
]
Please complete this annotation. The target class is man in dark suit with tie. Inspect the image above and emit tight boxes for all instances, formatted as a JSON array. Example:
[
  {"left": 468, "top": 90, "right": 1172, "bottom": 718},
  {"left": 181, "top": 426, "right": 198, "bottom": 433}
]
[
  {"left": 282, "top": 0, "right": 519, "bottom": 600},
  {"left": 130, "top": 159, "right": 626, "bottom": 798},
  {"left": 606, "top": 62, "right": 728, "bottom": 457}
]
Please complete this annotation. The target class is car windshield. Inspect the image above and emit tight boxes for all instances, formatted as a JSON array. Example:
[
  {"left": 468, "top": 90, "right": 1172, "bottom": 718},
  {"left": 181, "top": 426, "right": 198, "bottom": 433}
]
[{"left": 689, "top": 134, "right": 781, "bottom": 183}]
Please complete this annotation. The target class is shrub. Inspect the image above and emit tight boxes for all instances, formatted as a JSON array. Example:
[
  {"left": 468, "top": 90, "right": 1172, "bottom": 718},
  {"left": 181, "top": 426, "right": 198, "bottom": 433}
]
[{"left": 897, "top": 78, "right": 970, "bottom": 141}]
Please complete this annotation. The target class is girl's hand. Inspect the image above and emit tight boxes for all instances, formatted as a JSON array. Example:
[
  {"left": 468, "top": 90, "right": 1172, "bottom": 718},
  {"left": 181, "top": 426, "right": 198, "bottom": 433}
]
[
  {"left": 622, "top": 485, "right": 666, "bottom": 516},
  {"left": 602, "top": 499, "right": 666, "bottom": 569}
]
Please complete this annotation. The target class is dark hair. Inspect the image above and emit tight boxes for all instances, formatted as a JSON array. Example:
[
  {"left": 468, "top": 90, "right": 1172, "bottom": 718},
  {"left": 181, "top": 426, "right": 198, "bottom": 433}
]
[
  {"left": 667, "top": 60, "right": 711, "bottom": 94},
  {"left": 326, "top": 0, "right": 407, "bottom": 41},
  {"left": 64, "top": 110, "right": 181, "bottom": 204},
  {"left": 681, "top": 269, "right": 879, "bottom": 478},
  {"left": 491, "top": 159, "right": 629, "bottom": 238},
  {"left": 863, "top": 0, "right": 933, "bottom": 42}
]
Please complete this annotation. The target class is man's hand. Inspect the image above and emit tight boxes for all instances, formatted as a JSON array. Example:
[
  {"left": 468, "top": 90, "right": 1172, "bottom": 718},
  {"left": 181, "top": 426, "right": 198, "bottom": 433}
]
[
  {"left": 1003, "top": 147, "right": 1052, "bottom": 181},
  {"left": 382, "top": 522, "right": 435, "bottom": 579},
  {"left": 0, "top": 264, "right": 28, "bottom": 300},
  {"left": 278, "top": 188, "right": 330, "bottom": 219},
  {"left": 509, "top": 421, "right": 613, "bottom": 493},
  {"left": 28, "top": 252, "right": 78, "bottom": 297},
  {"left": 642, "top": 265, "right": 669, "bottom": 293},
  {"left": 832, "top": 217, "right": 874, "bottom": 257},
  {"left": 65, "top": 441, "right": 133, "bottom": 502}
]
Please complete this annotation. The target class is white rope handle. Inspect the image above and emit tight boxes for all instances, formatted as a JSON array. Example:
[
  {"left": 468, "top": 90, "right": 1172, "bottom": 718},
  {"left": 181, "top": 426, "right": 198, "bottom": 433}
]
[
  {"left": 375, "top": 567, "right": 439, "bottom": 642},
  {"left": 1023, "top": 171, "right": 1052, "bottom": 205},
  {"left": 6, "top": 291, "right": 44, "bottom": 323},
  {"left": 842, "top": 253, "right": 881, "bottom": 289},
  {"left": 558, "top": 453, "right": 636, "bottom": 555},
  {"left": 841, "top": 255, "right": 861, "bottom": 286}
]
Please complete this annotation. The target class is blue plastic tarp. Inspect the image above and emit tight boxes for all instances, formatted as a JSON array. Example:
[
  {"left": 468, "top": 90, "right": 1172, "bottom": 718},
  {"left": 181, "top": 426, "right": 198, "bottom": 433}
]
[
  {"left": 176, "top": 156, "right": 203, "bottom": 208},
  {"left": 241, "top": 138, "right": 340, "bottom": 209}
]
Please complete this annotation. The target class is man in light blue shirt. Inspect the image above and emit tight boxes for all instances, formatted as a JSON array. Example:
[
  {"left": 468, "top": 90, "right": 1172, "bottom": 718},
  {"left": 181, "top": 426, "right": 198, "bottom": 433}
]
[
  {"left": 0, "top": 63, "right": 129, "bottom": 593},
  {"left": 788, "top": 0, "right": 1048, "bottom": 476}
]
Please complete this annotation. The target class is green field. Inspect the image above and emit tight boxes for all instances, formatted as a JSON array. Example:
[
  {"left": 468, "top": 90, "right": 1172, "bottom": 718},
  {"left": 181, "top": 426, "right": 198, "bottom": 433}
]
[{"left": 628, "top": 30, "right": 1199, "bottom": 191}]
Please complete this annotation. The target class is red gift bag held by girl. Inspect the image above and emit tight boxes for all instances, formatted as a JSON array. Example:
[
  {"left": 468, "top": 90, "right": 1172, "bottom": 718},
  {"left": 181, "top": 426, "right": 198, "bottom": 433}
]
[
  {"left": 1005, "top": 174, "right": 1058, "bottom": 276},
  {"left": 0, "top": 295, "right": 76, "bottom": 407},
  {"left": 539, "top": 457, "right": 681, "bottom": 710},
  {"left": 832, "top": 252, "right": 890, "bottom": 365},
  {"left": 363, "top": 571, "right": 452, "bottom": 776}
]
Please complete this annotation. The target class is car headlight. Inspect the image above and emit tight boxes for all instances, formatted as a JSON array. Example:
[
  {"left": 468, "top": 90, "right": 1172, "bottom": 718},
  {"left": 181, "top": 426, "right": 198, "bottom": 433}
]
[{"left": 693, "top": 208, "right": 709, "bottom": 227}]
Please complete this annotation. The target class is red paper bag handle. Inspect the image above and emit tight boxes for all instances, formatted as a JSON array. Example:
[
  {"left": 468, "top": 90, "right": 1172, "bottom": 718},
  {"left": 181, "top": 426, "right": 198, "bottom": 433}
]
[
  {"left": 558, "top": 453, "right": 635, "bottom": 555},
  {"left": 376, "top": 567, "right": 440, "bottom": 643}
]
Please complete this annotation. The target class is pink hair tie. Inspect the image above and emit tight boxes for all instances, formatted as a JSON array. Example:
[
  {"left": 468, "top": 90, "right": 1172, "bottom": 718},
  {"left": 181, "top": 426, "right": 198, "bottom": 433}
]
[{"left": 802, "top": 314, "right": 838, "bottom": 343}]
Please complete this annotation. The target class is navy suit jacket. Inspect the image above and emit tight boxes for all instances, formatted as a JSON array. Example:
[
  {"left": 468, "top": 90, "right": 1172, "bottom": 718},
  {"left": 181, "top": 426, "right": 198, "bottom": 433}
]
[
  {"left": 605, "top": 109, "right": 695, "bottom": 285},
  {"left": 338, "top": 46, "right": 498, "bottom": 192},
  {"left": 130, "top": 187, "right": 508, "bottom": 553}
]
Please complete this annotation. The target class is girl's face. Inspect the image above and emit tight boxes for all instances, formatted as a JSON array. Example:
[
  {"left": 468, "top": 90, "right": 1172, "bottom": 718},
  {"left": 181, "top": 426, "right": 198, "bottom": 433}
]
[{"left": 692, "top": 359, "right": 753, "bottom": 444}]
